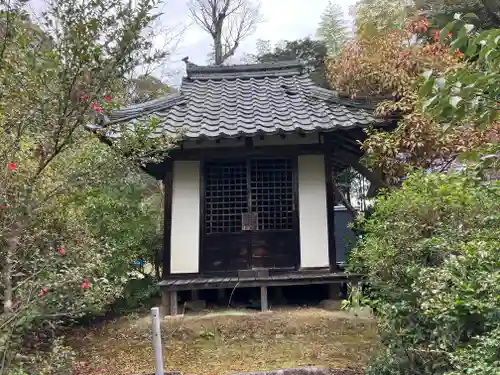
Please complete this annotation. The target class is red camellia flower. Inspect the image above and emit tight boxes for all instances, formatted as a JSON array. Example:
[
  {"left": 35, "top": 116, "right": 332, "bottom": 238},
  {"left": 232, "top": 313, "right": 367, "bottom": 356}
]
[
  {"left": 104, "top": 95, "right": 111, "bottom": 103},
  {"left": 454, "top": 49, "right": 464, "bottom": 58},
  {"left": 39, "top": 291, "right": 44, "bottom": 297},
  {"left": 91, "top": 103, "right": 102, "bottom": 113},
  {"left": 42, "top": 287, "right": 48, "bottom": 293},
  {"left": 7, "top": 163, "right": 16, "bottom": 171},
  {"left": 81, "top": 280, "right": 90, "bottom": 289},
  {"left": 433, "top": 30, "right": 439, "bottom": 42},
  {"left": 58, "top": 248, "right": 65, "bottom": 255}
]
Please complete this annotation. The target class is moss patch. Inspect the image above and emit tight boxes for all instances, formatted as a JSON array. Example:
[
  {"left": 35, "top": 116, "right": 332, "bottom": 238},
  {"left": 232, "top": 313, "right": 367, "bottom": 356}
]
[{"left": 69, "top": 308, "right": 378, "bottom": 375}]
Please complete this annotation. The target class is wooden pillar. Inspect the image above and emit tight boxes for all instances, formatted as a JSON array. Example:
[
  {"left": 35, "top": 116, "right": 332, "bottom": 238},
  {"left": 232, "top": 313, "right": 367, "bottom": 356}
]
[
  {"left": 191, "top": 289, "right": 199, "bottom": 301},
  {"left": 260, "top": 286, "right": 268, "bottom": 312},
  {"left": 161, "top": 289, "right": 178, "bottom": 316},
  {"left": 328, "top": 283, "right": 341, "bottom": 300},
  {"left": 162, "top": 161, "right": 173, "bottom": 279},
  {"left": 323, "top": 134, "right": 337, "bottom": 271},
  {"left": 160, "top": 288, "right": 170, "bottom": 317},
  {"left": 169, "top": 290, "right": 178, "bottom": 316}
]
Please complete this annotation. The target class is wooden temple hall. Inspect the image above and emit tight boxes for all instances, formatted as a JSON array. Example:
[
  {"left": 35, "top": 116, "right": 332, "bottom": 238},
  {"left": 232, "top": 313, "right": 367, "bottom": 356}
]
[{"left": 90, "top": 60, "right": 392, "bottom": 315}]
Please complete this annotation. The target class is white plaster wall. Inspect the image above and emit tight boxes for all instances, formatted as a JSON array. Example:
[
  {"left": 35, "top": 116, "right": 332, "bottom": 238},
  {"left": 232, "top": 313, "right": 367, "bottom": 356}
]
[
  {"left": 170, "top": 161, "right": 200, "bottom": 274},
  {"left": 297, "top": 155, "right": 330, "bottom": 268}
]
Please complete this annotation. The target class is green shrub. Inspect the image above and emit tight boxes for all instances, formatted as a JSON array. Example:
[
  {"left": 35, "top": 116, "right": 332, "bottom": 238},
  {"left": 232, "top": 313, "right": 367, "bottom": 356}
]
[
  {"left": 348, "top": 171, "right": 500, "bottom": 375},
  {"left": 108, "top": 274, "right": 160, "bottom": 313}
]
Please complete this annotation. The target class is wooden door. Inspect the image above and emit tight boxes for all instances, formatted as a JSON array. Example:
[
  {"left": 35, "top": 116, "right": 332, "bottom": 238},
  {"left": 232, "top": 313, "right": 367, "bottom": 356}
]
[
  {"left": 201, "top": 157, "right": 299, "bottom": 274},
  {"left": 248, "top": 158, "right": 298, "bottom": 269}
]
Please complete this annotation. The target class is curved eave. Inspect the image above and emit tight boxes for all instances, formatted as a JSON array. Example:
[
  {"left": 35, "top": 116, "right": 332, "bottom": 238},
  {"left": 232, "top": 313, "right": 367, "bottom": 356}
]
[
  {"left": 87, "top": 109, "right": 393, "bottom": 143},
  {"left": 86, "top": 78, "right": 397, "bottom": 149},
  {"left": 100, "top": 93, "right": 186, "bottom": 126},
  {"left": 174, "top": 120, "right": 388, "bottom": 142}
]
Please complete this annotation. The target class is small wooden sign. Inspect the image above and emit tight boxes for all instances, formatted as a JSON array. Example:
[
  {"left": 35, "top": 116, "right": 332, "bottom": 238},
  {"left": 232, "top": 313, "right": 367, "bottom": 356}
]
[{"left": 241, "top": 212, "right": 258, "bottom": 231}]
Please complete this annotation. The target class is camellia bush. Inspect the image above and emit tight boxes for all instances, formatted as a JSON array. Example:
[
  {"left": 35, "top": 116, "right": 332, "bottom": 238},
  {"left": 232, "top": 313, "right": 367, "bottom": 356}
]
[
  {"left": 348, "top": 170, "right": 500, "bottom": 375},
  {"left": 0, "top": 0, "right": 173, "bottom": 373}
]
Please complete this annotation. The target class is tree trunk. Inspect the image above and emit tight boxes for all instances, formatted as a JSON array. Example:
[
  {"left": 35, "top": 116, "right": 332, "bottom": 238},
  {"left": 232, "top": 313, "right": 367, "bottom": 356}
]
[
  {"left": 214, "top": 30, "right": 223, "bottom": 64},
  {"left": 351, "top": 160, "right": 388, "bottom": 197},
  {"left": 213, "top": 11, "right": 226, "bottom": 65},
  {"left": 3, "top": 253, "right": 13, "bottom": 315},
  {"left": 155, "top": 249, "right": 161, "bottom": 280},
  {"left": 332, "top": 183, "right": 359, "bottom": 218},
  {"left": 3, "top": 226, "right": 20, "bottom": 314}
]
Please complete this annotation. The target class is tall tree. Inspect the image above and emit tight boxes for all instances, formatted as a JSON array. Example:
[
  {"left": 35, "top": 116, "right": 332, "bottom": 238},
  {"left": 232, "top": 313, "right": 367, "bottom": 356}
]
[
  {"left": 420, "top": 14, "right": 500, "bottom": 131},
  {"left": 326, "top": 16, "right": 497, "bottom": 185},
  {"left": 316, "top": 1, "right": 348, "bottom": 55},
  {"left": 129, "top": 74, "right": 176, "bottom": 104},
  {"left": 353, "top": 0, "right": 415, "bottom": 38},
  {"left": 415, "top": 0, "right": 500, "bottom": 29},
  {"left": 188, "top": 0, "right": 262, "bottom": 65},
  {"left": 253, "top": 38, "right": 329, "bottom": 87}
]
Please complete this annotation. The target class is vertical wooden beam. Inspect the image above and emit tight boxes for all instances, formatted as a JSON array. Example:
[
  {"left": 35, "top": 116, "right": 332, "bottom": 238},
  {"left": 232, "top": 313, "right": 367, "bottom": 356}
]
[
  {"left": 292, "top": 155, "right": 301, "bottom": 270},
  {"left": 191, "top": 289, "right": 199, "bottom": 301},
  {"left": 328, "top": 283, "right": 341, "bottom": 300},
  {"left": 198, "top": 160, "right": 205, "bottom": 275},
  {"left": 323, "top": 134, "right": 337, "bottom": 271},
  {"left": 260, "top": 286, "right": 268, "bottom": 312},
  {"left": 160, "top": 288, "right": 170, "bottom": 317},
  {"left": 162, "top": 161, "right": 173, "bottom": 279},
  {"left": 169, "top": 290, "right": 178, "bottom": 316}
]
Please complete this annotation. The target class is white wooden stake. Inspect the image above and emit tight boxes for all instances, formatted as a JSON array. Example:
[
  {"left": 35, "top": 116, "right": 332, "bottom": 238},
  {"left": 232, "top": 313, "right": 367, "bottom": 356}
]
[{"left": 151, "top": 307, "right": 164, "bottom": 375}]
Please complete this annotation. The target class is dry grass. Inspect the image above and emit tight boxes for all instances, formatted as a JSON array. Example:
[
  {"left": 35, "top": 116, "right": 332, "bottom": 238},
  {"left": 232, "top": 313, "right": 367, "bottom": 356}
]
[{"left": 69, "top": 308, "right": 379, "bottom": 375}]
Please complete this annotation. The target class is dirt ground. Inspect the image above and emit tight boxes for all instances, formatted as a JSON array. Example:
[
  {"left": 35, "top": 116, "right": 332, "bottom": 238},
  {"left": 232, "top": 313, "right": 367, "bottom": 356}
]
[{"left": 68, "top": 308, "right": 379, "bottom": 375}]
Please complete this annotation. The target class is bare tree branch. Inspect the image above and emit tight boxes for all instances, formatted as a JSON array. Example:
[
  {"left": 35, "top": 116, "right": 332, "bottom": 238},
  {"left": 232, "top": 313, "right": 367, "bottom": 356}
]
[
  {"left": 188, "top": 0, "right": 262, "bottom": 64},
  {"left": 332, "top": 182, "right": 359, "bottom": 218}
]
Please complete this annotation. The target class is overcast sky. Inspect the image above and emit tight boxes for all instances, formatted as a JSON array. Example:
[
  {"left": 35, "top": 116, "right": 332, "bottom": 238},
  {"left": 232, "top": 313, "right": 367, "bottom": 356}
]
[
  {"left": 158, "top": 0, "right": 356, "bottom": 86},
  {"left": 29, "top": 0, "right": 356, "bottom": 86}
]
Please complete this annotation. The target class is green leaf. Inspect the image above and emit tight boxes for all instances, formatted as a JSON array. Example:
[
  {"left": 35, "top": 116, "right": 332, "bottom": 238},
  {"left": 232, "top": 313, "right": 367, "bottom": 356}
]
[
  {"left": 420, "top": 77, "right": 435, "bottom": 96},
  {"left": 436, "top": 77, "right": 446, "bottom": 90},
  {"left": 462, "top": 13, "right": 479, "bottom": 21},
  {"left": 440, "top": 23, "right": 454, "bottom": 42},
  {"left": 451, "top": 36, "right": 468, "bottom": 50},
  {"left": 422, "top": 95, "right": 437, "bottom": 112},
  {"left": 465, "top": 41, "right": 478, "bottom": 56},
  {"left": 449, "top": 96, "right": 462, "bottom": 108}
]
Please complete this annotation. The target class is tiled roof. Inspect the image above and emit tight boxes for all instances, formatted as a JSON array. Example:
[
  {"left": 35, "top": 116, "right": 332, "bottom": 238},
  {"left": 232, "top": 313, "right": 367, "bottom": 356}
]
[{"left": 90, "top": 61, "right": 386, "bottom": 140}]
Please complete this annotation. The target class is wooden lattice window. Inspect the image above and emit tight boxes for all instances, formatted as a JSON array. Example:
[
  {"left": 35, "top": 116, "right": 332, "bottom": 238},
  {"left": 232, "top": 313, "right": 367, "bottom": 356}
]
[
  {"left": 204, "top": 158, "right": 294, "bottom": 234},
  {"left": 250, "top": 158, "right": 293, "bottom": 231},
  {"left": 205, "top": 161, "right": 247, "bottom": 234}
]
